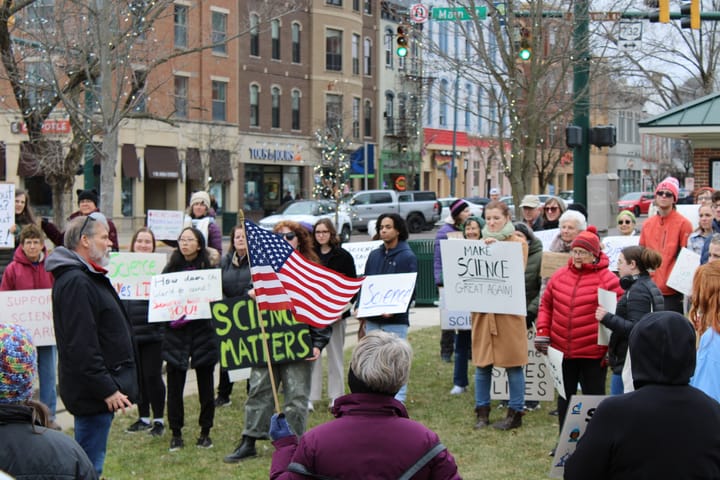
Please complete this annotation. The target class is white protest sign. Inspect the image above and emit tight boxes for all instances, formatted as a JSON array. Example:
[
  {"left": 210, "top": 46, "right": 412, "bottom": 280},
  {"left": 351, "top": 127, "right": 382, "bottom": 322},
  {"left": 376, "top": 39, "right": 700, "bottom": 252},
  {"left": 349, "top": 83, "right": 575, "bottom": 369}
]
[
  {"left": 676, "top": 204, "right": 700, "bottom": 230},
  {"left": 357, "top": 273, "right": 417, "bottom": 318},
  {"left": 440, "top": 239, "right": 526, "bottom": 315},
  {"left": 344, "top": 240, "right": 382, "bottom": 275},
  {"left": 0, "top": 289, "right": 54, "bottom": 346},
  {"left": 147, "top": 210, "right": 184, "bottom": 240},
  {"left": 190, "top": 217, "right": 210, "bottom": 245},
  {"left": 545, "top": 345, "right": 565, "bottom": 399},
  {"left": 601, "top": 235, "right": 640, "bottom": 271},
  {"left": 0, "top": 183, "right": 15, "bottom": 248},
  {"left": 439, "top": 286, "right": 471, "bottom": 329},
  {"left": 549, "top": 394, "right": 608, "bottom": 478},
  {"left": 228, "top": 368, "right": 251, "bottom": 382},
  {"left": 534, "top": 228, "right": 559, "bottom": 251},
  {"left": 492, "top": 329, "right": 554, "bottom": 401},
  {"left": 597, "top": 288, "right": 617, "bottom": 346},
  {"left": 666, "top": 247, "right": 700, "bottom": 296},
  {"left": 149, "top": 269, "right": 223, "bottom": 322},
  {"left": 106, "top": 252, "right": 168, "bottom": 300}
]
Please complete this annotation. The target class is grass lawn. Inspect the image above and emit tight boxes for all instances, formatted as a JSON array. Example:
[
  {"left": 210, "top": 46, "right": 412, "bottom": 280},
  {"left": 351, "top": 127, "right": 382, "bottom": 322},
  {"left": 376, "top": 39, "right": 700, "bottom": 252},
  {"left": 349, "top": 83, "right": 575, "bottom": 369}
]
[{"left": 103, "top": 327, "right": 561, "bottom": 479}]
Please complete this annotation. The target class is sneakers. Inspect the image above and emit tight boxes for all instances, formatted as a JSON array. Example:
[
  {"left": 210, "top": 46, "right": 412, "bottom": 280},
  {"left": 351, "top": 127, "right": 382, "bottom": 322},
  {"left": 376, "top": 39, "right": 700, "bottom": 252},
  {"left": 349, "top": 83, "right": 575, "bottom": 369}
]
[
  {"left": 524, "top": 401, "right": 542, "bottom": 412},
  {"left": 169, "top": 436, "right": 184, "bottom": 452},
  {"left": 196, "top": 435, "right": 213, "bottom": 449},
  {"left": 449, "top": 385, "right": 467, "bottom": 395},
  {"left": 126, "top": 419, "right": 152, "bottom": 433},
  {"left": 149, "top": 421, "right": 165, "bottom": 437},
  {"left": 214, "top": 396, "right": 231, "bottom": 407}
]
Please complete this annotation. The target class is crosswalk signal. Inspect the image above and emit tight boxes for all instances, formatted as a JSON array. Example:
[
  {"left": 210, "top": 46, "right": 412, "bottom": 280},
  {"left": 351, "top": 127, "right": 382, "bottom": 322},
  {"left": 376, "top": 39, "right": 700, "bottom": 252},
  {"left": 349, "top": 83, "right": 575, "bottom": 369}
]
[
  {"left": 396, "top": 25, "right": 409, "bottom": 57},
  {"left": 518, "top": 27, "right": 532, "bottom": 61}
]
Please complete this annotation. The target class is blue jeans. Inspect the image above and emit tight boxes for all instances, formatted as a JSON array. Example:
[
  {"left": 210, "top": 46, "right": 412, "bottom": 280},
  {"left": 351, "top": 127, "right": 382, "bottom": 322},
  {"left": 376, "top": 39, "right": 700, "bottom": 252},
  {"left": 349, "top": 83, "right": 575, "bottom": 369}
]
[
  {"left": 364, "top": 321, "right": 408, "bottom": 403},
  {"left": 610, "top": 373, "right": 624, "bottom": 395},
  {"left": 475, "top": 365, "right": 525, "bottom": 411},
  {"left": 75, "top": 412, "right": 114, "bottom": 477},
  {"left": 37, "top": 345, "right": 57, "bottom": 418},
  {"left": 453, "top": 331, "right": 471, "bottom": 388}
]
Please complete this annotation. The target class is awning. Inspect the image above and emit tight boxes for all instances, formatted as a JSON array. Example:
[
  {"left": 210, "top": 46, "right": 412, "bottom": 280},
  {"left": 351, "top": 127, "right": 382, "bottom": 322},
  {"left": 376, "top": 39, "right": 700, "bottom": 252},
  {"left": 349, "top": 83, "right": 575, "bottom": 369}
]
[
  {"left": 186, "top": 147, "right": 202, "bottom": 181},
  {"left": 210, "top": 149, "right": 232, "bottom": 183},
  {"left": 144, "top": 146, "right": 180, "bottom": 179},
  {"left": 122, "top": 144, "right": 139, "bottom": 178}
]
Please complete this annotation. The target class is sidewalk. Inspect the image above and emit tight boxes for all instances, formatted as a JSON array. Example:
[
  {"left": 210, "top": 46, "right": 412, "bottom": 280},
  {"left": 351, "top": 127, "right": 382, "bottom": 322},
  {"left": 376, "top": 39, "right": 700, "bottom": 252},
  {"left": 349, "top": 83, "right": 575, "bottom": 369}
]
[{"left": 53, "top": 306, "right": 440, "bottom": 431}]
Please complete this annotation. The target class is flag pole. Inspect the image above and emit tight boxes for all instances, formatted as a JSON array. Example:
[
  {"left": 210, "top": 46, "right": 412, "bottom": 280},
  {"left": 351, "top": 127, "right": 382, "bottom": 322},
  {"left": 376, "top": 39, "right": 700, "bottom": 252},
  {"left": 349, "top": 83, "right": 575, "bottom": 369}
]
[{"left": 238, "top": 211, "right": 282, "bottom": 414}]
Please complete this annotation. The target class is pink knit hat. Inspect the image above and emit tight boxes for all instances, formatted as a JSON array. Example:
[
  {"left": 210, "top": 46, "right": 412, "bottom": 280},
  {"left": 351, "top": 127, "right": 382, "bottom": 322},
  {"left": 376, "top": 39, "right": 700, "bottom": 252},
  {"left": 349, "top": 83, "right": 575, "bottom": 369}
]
[{"left": 655, "top": 177, "right": 679, "bottom": 202}]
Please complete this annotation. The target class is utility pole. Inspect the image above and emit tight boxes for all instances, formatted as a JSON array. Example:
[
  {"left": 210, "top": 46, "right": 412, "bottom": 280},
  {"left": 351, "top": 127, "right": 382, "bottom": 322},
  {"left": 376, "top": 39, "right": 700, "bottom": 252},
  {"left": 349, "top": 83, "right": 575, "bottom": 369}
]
[{"left": 572, "top": 0, "right": 590, "bottom": 208}]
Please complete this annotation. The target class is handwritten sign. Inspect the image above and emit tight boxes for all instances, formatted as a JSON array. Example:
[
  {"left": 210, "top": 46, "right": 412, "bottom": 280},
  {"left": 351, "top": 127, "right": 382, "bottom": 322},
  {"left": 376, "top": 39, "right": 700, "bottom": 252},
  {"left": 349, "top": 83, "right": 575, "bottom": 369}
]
[
  {"left": 0, "top": 289, "right": 54, "bottom": 346},
  {"left": 492, "top": 329, "right": 554, "bottom": 401},
  {"left": 107, "top": 252, "right": 167, "bottom": 299},
  {"left": 212, "top": 295, "right": 311, "bottom": 369},
  {"left": 344, "top": 240, "right": 382, "bottom": 275},
  {"left": 147, "top": 210, "right": 184, "bottom": 240},
  {"left": 666, "top": 247, "right": 700, "bottom": 296},
  {"left": 676, "top": 204, "right": 700, "bottom": 230},
  {"left": 597, "top": 288, "right": 617, "bottom": 346},
  {"left": 439, "top": 287, "right": 470, "bottom": 329},
  {"left": 0, "top": 183, "right": 15, "bottom": 248},
  {"left": 549, "top": 395, "right": 608, "bottom": 478},
  {"left": 541, "top": 252, "right": 570, "bottom": 278},
  {"left": 440, "top": 240, "right": 526, "bottom": 315},
  {"left": 534, "top": 228, "right": 559, "bottom": 251},
  {"left": 601, "top": 235, "right": 640, "bottom": 271},
  {"left": 148, "top": 269, "right": 223, "bottom": 322},
  {"left": 545, "top": 345, "right": 566, "bottom": 399},
  {"left": 357, "top": 273, "right": 417, "bottom": 318}
]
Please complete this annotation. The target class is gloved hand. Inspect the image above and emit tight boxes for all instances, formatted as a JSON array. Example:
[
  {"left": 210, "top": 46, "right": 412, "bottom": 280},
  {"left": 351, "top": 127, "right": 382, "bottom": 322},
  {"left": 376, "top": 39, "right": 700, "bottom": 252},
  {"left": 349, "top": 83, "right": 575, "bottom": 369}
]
[
  {"left": 170, "top": 315, "right": 190, "bottom": 329},
  {"left": 534, "top": 336, "right": 550, "bottom": 354},
  {"left": 269, "top": 413, "right": 294, "bottom": 441}
]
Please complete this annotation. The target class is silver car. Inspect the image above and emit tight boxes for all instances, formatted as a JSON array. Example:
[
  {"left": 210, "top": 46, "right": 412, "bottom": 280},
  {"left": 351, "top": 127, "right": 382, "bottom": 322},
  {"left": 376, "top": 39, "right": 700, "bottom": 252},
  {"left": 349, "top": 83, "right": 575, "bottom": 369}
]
[{"left": 259, "top": 200, "right": 353, "bottom": 242}]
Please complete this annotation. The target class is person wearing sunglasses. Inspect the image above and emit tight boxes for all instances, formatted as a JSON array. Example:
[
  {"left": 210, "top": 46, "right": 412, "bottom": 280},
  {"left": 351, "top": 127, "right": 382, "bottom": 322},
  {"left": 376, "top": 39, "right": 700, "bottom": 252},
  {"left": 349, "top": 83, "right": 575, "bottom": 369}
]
[
  {"left": 615, "top": 210, "right": 638, "bottom": 236},
  {"left": 539, "top": 196, "right": 566, "bottom": 230},
  {"left": 638, "top": 177, "right": 693, "bottom": 313}
]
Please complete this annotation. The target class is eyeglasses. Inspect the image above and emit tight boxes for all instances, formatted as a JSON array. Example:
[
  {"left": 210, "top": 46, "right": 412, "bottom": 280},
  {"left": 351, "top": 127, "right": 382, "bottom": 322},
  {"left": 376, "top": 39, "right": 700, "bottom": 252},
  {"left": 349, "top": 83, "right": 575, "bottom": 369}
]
[
  {"left": 618, "top": 220, "right": 633, "bottom": 225},
  {"left": 280, "top": 232, "right": 296, "bottom": 241},
  {"left": 571, "top": 249, "right": 592, "bottom": 257},
  {"left": 698, "top": 195, "right": 712, "bottom": 201},
  {"left": 178, "top": 237, "right": 197, "bottom": 244},
  {"left": 79, "top": 212, "right": 102, "bottom": 238},
  {"left": 656, "top": 191, "right": 674, "bottom": 198},
  {"left": 314, "top": 230, "right": 330, "bottom": 235},
  {"left": 544, "top": 206, "right": 559, "bottom": 212}
]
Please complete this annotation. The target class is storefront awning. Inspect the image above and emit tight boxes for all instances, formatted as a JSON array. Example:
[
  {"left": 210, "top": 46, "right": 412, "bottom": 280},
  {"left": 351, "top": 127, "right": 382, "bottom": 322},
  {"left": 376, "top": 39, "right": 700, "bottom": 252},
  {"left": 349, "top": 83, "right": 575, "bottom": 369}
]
[
  {"left": 186, "top": 147, "right": 203, "bottom": 181},
  {"left": 122, "top": 144, "right": 140, "bottom": 178},
  {"left": 145, "top": 146, "right": 180, "bottom": 179},
  {"left": 210, "top": 149, "right": 232, "bottom": 183}
]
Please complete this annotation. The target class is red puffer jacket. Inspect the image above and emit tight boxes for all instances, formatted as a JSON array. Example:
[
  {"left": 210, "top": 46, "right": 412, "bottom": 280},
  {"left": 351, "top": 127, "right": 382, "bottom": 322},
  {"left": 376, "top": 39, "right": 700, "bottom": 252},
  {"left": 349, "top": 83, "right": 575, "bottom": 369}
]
[{"left": 537, "top": 252, "right": 623, "bottom": 359}]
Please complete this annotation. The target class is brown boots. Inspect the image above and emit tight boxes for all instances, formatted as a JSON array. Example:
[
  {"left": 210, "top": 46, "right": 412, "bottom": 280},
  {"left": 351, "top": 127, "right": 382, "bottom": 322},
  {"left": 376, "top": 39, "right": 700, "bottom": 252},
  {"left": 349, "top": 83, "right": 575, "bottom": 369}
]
[
  {"left": 492, "top": 408, "right": 523, "bottom": 430},
  {"left": 474, "top": 406, "right": 490, "bottom": 429}
]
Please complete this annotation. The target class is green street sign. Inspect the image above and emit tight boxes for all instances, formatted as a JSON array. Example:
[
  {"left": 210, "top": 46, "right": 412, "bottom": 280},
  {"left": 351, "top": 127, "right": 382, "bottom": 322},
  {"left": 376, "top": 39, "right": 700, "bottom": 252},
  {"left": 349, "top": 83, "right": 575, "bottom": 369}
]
[{"left": 431, "top": 6, "right": 488, "bottom": 21}]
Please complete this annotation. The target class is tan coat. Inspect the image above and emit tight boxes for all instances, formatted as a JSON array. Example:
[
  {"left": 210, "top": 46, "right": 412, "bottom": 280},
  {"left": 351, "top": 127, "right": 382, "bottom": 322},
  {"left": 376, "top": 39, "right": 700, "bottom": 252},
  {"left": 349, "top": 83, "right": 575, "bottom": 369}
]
[{"left": 471, "top": 233, "right": 529, "bottom": 368}]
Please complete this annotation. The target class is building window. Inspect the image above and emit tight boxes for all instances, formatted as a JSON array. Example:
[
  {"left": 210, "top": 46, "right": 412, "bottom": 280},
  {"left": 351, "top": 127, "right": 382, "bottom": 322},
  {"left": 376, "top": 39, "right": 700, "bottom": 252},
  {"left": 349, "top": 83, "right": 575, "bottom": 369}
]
[
  {"left": 439, "top": 80, "right": 448, "bottom": 127},
  {"left": 364, "top": 100, "right": 372, "bottom": 137},
  {"left": 439, "top": 25, "right": 448, "bottom": 54},
  {"left": 271, "top": 87, "right": 281, "bottom": 128},
  {"left": 24, "top": 0, "right": 54, "bottom": 30},
  {"left": 326, "top": 94, "right": 342, "bottom": 130},
  {"left": 250, "top": 84, "right": 259, "bottom": 127},
  {"left": 292, "top": 23, "right": 301, "bottom": 63},
  {"left": 352, "top": 34, "right": 360, "bottom": 75},
  {"left": 132, "top": 70, "right": 147, "bottom": 112},
  {"left": 174, "top": 4, "right": 188, "bottom": 48},
  {"left": 327, "top": 0, "right": 342, "bottom": 5},
  {"left": 250, "top": 14, "right": 259, "bottom": 56},
  {"left": 352, "top": 97, "right": 360, "bottom": 140},
  {"left": 26, "top": 61, "right": 55, "bottom": 107},
  {"left": 271, "top": 19, "right": 280, "bottom": 60},
  {"left": 326, "top": 29, "right": 342, "bottom": 71},
  {"left": 385, "top": 92, "right": 394, "bottom": 134},
  {"left": 465, "top": 84, "right": 472, "bottom": 128},
  {"left": 353, "top": 0, "right": 359, "bottom": 11},
  {"left": 291, "top": 90, "right": 301, "bottom": 130},
  {"left": 212, "top": 11, "right": 227, "bottom": 54},
  {"left": 398, "top": 94, "right": 407, "bottom": 135},
  {"left": 384, "top": 29, "right": 394, "bottom": 68},
  {"left": 364, "top": 0, "right": 371, "bottom": 14},
  {"left": 131, "top": 1, "right": 148, "bottom": 40},
  {"left": 174, "top": 75, "right": 188, "bottom": 118},
  {"left": 212, "top": 80, "right": 227, "bottom": 121},
  {"left": 363, "top": 38, "right": 372, "bottom": 76}
]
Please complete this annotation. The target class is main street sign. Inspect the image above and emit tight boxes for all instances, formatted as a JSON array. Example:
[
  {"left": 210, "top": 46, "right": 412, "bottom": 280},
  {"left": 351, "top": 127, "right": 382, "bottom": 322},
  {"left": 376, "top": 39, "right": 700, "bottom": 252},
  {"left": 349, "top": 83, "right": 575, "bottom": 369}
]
[{"left": 431, "top": 6, "right": 488, "bottom": 21}]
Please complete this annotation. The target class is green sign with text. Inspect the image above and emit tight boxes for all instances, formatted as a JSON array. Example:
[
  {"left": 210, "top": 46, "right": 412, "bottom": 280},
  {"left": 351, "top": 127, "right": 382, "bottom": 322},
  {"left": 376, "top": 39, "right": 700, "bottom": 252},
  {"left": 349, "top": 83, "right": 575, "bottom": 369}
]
[{"left": 431, "top": 6, "right": 487, "bottom": 21}]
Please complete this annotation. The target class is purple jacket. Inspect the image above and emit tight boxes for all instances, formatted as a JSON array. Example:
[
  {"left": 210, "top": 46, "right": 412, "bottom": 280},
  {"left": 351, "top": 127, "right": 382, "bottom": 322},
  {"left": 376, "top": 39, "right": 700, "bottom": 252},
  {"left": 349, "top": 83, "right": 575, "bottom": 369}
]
[
  {"left": 270, "top": 393, "right": 461, "bottom": 480},
  {"left": 434, "top": 221, "right": 460, "bottom": 285}
]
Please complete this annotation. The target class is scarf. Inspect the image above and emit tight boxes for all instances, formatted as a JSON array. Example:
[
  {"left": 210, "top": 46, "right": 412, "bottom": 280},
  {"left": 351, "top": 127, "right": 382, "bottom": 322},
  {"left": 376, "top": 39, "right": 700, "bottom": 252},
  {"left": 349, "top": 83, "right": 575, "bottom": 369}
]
[{"left": 481, "top": 220, "right": 516, "bottom": 241}]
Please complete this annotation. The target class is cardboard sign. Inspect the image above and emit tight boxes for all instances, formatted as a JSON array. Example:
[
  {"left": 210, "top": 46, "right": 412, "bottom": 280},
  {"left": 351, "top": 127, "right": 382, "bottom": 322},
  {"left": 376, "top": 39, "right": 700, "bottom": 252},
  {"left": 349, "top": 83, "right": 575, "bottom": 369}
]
[
  {"left": 344, "top": 240, "right": 382, "bottom": 276},
  {"left": 357, "top": 272, "right": 417, "bottom": 318},
  {"left": 491, "top": 329, "right": 554, "bottom": 401},
  {"left": 439, "top": 287, "right": 471, "bottom": 329},
  {"left": 0, "top": 183, "right": 15, "bottom": 248},
  {"left": 0, "top": 289, "right": 54, "bottom": 346},
  {"left": 441, "top": 240, "right": 526, "bottom": 315},
  {"left": 666, "top": 247, "right": 700, "bottom": 296},
  {"left": 541, "top": 252, "right": 570, "bottom": 278},
  {"left": 676, "top": 204, "right": 700, "bottom": 230},
  {"left": 601, "top": 235, "right": 640, "bottom": 271},
  {"left": 147, "top": 209, "right": 184, "bottom": 240},
  {"left": 534, "top": 228, "right": 559, "bottom": 251},
  {"left": 212, "top": 295, "right": 311, "bottom": 369},
  {"left": 106, "top": 252, "right": 167, "bottom": 299},
  {"left": 148, "top": 269, "right": 223, "bottom": 322},
  {"left": 597, "top": 288, "right": 617, "bottom": 346},
  {"left": 549, "top": 395, "right": 608, "bottom": 478},
  {"left": 545, "top": 346, "right": 566, "bottom": 399}
]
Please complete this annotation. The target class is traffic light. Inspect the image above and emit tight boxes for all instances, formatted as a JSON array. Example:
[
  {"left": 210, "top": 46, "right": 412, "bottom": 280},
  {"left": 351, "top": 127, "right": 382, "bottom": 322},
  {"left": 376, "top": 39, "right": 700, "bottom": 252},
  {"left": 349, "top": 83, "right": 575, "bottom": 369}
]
[
  {"left": 518, "top": 27, "right": 532, "bottom": 61},
  {"left": 681, "top": 0, "right": 701, "bottom": 29},
  {"left": 396, "top": 25, "right": 408, "bottom": 57}
]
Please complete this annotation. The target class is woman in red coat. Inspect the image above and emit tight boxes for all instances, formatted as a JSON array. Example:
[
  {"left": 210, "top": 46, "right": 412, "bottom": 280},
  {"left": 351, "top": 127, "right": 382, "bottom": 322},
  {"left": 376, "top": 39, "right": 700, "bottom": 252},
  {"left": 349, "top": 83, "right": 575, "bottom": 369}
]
[{"left": 535, "top": 230, "right": 623, "bottom": 440}]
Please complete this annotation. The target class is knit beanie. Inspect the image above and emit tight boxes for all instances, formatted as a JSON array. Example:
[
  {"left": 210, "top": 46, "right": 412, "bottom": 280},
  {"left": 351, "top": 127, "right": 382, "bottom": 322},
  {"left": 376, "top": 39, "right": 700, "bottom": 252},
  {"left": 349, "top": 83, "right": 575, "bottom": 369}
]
[
  {"left": 571, "top": 230, "right": 601, "bottom": 258},
  {"left": 0, "top": 324, "right": 36, "bottom": 404},
  {"left": 450, "top": 199, "right": 469, "bottom": 220},
  {"left": 189, "top": 191, "right": 211, "bottom": 209},
  {"left": 655, "top": 177, "right": 679, "bottom": 202},
  {"left": 76, "top": 189, "right": 99, "bottom": 206},
  {"left": 616, "top": 210, "right": 636, "bottom": 224}
]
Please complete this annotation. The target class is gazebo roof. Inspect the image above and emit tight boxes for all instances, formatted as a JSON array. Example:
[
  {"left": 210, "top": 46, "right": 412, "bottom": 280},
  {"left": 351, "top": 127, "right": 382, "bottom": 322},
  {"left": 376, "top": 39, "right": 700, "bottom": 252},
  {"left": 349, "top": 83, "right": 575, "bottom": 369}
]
[{"left": 638, "top": 91, "right": 720, "bottom": 148}]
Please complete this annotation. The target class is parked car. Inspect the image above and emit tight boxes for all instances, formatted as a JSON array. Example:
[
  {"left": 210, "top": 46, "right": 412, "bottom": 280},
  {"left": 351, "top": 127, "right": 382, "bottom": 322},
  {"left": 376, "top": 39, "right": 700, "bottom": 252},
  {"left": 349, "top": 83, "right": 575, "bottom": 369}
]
[
  {"left": 558, "top": 190, "right": 574, "bottom": 205},
  {"left": 677, "top": 188, "right": 694, "bottom": 204},
  {"left": 499, "top": 194, "right": 553, "bottom": 220},
  {"left": 259, "top": 200, "right": 353, "bottom": 242},
  {"left": 617, "top": 191, "right": 654, "bottom": 216},
  {"left": 349, "top": 190, "right": 441, "bottom": 233},
  {"left": 437, "top": 197, "right": 485, "bottom": 225}
]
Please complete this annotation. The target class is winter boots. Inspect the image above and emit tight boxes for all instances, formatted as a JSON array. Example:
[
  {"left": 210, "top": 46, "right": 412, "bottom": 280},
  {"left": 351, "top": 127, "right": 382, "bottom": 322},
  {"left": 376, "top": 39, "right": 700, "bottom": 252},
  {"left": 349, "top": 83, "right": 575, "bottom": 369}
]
[
  {"left": 474, "top": 406, "right": 491, "bottom": 429},
  {"left": 492, "top": 407, "right": 524, "bottom": 430}
]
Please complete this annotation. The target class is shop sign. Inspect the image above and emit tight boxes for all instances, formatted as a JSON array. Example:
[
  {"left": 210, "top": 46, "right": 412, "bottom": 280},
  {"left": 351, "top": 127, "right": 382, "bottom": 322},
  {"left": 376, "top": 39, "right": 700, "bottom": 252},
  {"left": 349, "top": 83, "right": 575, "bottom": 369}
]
[
  {"left": 11, "top": 119, "right": 71, "bottom": 135},
  {"left": 248, "top": 147, "right": 299, "bottom": 163}
]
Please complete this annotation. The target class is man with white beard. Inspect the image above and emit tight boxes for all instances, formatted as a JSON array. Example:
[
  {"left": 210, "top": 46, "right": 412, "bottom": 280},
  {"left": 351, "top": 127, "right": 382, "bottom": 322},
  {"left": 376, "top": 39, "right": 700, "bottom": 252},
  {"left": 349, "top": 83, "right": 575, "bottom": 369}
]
[{"left": 46, "top": 213, "right": 139, "bottom": 478}]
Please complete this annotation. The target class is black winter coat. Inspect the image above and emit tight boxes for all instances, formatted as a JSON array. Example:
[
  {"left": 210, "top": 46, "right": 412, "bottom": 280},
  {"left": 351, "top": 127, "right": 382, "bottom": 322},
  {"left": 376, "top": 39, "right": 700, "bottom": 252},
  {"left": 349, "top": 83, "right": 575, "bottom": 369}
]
[
  {"left": 124, "top": 299, "right": 164, "bottom": 344},
  {"left": 601, "top": 274, "right": 664, "bottom": 374},
  {"left": 220, "top": 251, "right": 253, "bottom": 298}
]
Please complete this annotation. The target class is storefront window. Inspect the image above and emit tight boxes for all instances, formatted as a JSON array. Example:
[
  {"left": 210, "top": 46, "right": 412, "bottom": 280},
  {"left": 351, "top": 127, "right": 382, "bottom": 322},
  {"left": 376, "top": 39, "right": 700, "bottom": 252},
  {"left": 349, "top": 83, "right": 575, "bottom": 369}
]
[{"left": 121, "top": 176, "right": 133, "bottom": 217}]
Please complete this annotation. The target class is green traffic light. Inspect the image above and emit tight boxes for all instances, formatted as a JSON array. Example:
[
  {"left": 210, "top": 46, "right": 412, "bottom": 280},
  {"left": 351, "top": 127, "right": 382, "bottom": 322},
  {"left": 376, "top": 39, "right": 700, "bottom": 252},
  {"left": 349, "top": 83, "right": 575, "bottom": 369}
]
[
  {"left": 518, "top": 48, "right": 531, "bottom": 61},
  {"left": 397, "top": 46, "right": 408, "bottom": 57}
]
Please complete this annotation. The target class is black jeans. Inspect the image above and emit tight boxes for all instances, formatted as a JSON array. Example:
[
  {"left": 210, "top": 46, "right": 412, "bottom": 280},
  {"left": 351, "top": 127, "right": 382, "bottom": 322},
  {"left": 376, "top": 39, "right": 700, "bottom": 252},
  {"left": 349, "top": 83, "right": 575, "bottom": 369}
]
[
  {"left": 166, "top": 364, "right": 215, "bottom": 437},
  {"left": 136, "top": 341, "right": 166, "bottom": 420},
  {"left": 557, "top": 358, "right": 607, "bottom": 434}
]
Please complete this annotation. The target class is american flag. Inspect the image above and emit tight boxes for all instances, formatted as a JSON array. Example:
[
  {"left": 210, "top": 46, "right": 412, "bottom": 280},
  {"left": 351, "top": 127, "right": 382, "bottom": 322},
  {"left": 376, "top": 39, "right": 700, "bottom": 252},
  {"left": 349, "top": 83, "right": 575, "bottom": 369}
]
[{"left": 244, "top": 220, "right": 364, "bottom": 328}]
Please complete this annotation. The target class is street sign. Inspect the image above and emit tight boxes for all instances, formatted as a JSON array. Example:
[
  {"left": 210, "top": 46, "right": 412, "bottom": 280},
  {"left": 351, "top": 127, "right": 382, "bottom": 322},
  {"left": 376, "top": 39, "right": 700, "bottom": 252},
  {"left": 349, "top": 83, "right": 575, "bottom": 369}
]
[
  {"left": 618, "top": 21, "right": 642, "bottom": 49},
  {"left": 410, "top": 3, "right": 429, "bottom": 23},
  {"left": 431, "top": 6, "right": 488, "bottom": 21}
]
